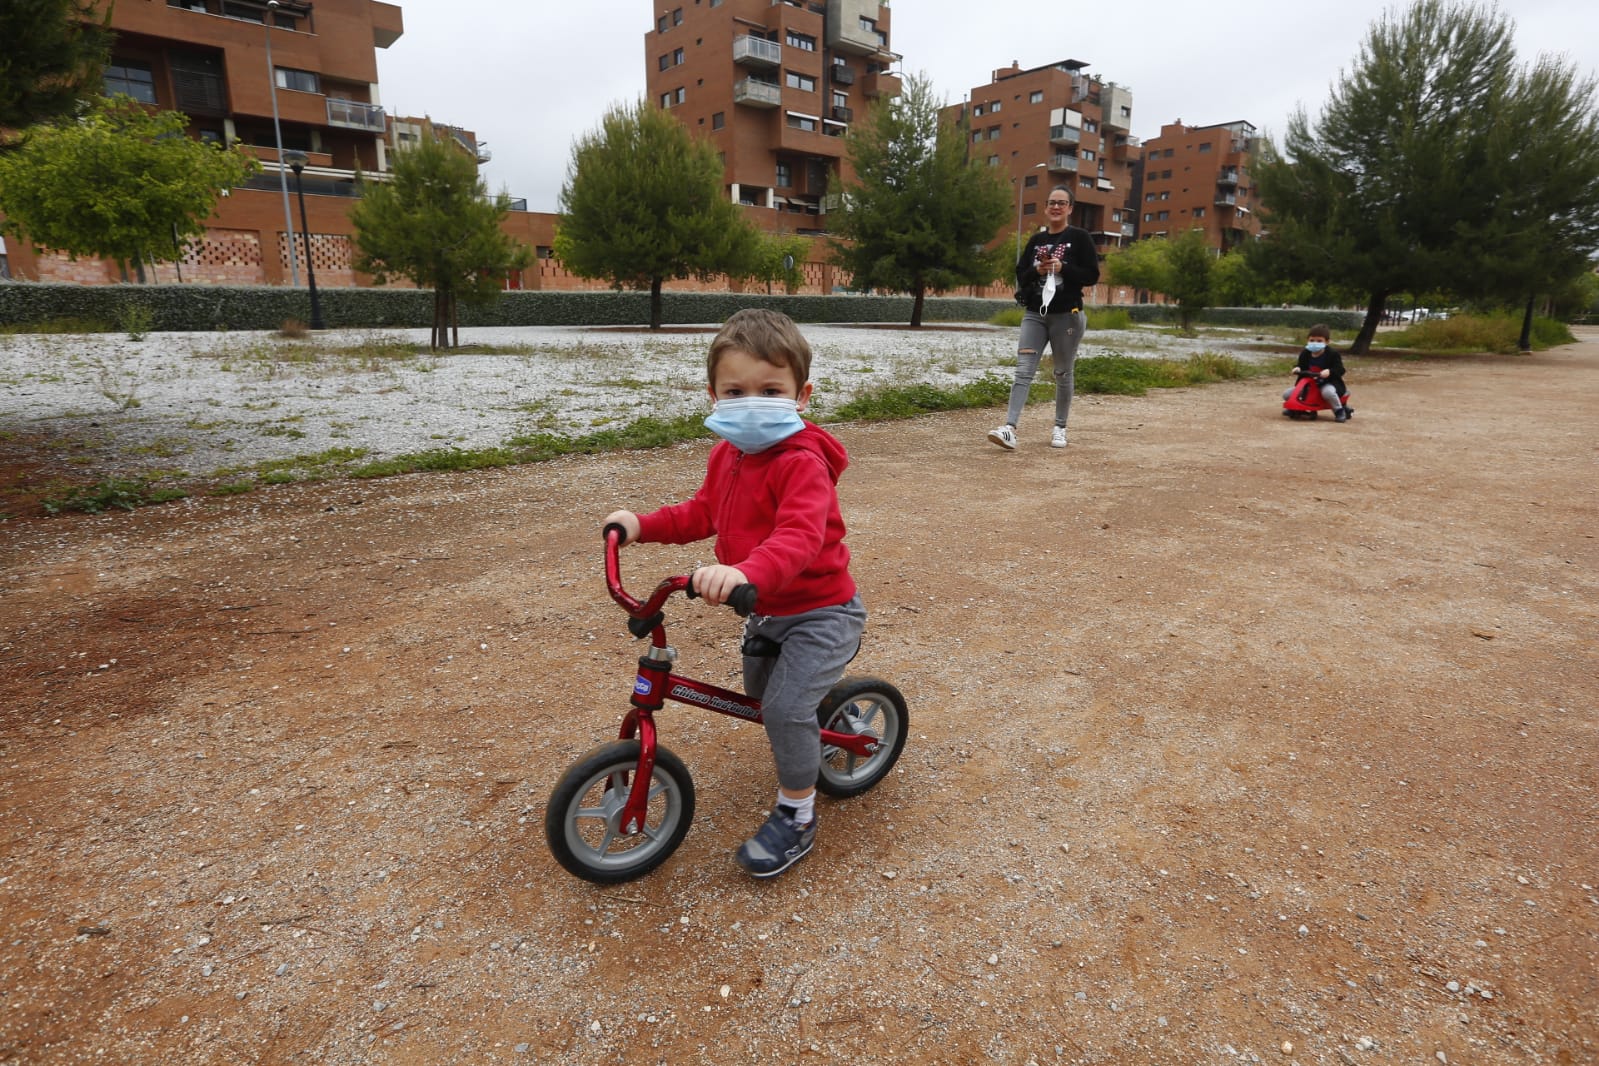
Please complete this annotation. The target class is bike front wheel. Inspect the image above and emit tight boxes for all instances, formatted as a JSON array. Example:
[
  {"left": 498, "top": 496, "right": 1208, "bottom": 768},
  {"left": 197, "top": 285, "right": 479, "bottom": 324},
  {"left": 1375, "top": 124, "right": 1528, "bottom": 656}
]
[
  {"left": 815, "top": 676, "right": 908, "bottom": 798},
  {"left": 545, "top": 740, "right": 695, "bottom": 883}
]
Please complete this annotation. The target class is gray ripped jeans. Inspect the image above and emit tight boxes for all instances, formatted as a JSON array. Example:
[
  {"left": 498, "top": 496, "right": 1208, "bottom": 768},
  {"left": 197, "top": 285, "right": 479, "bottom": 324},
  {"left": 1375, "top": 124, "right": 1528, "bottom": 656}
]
[{"left": 1005, "top": 309, "right": 1087, "bottom": 429}]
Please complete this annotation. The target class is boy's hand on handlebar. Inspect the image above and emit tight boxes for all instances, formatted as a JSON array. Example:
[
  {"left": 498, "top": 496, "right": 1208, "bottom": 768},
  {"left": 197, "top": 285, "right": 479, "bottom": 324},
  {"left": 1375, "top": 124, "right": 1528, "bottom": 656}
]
[
  {"left": 691, "top": 564, "right": 749, "bottom": 606},
  {"left": 603, "top": 510, "right": 640, "bottom": 545}
]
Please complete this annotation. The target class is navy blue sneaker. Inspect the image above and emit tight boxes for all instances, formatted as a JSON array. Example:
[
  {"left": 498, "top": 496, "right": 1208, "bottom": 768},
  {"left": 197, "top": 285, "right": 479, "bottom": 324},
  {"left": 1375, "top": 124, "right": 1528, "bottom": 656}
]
[{"left": 735, "top": 810, "right": 816, "bottom": 878}]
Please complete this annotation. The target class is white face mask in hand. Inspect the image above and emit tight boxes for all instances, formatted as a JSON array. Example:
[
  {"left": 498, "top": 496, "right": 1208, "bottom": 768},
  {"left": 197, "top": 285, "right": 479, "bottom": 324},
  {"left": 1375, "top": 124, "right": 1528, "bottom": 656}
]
[{"left": 1039, "top": 267, "right": 1057, "bottom": 314}]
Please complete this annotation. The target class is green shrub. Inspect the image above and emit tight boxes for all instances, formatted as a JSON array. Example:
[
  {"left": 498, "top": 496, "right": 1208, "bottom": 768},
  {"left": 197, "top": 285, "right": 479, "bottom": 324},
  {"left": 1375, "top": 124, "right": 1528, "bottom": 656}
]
[
  {"left": 1385, "top": 313, "right": 1574, "bottom": 353},
  {"left": 1087, "top": 307, "right": 1133, "bottom": 331}
]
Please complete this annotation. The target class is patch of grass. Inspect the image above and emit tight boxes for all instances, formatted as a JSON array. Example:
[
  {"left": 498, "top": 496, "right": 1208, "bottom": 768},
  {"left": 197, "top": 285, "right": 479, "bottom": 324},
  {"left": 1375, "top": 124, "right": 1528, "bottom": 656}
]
[
  {"left": 1385, "top": 313, "right": 1574, "bottom": 354},
  {"left": 130, "top": 436, "right": 190, "bottom": 458},
  {"left": 1086, "top": 307, "right": 1134, "bottom": 331},
  {"left": 987, "top": 307, "right": 1024, "bottom": 328},
  {"left": 41, "top": 477, "right": 188, "bottom": 515},
  {"left": 0, "top": 316, "right": 115, "bottom": 336},
  {"left": 828, "top": 377, "right": 1014, "bottom": 421},
  {"left": 1073, "top": 351, "right": 1277, "bottom": 396}
]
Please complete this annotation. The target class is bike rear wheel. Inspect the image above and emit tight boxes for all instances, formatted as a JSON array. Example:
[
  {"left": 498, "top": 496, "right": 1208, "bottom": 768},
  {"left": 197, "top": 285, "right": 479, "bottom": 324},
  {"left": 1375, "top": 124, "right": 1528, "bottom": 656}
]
[
  {"left": 545, "top": 740, "right": 694, "bottom": 883},
  {"left": 815, "top": 676, "right": 908, "bottom": 798}
]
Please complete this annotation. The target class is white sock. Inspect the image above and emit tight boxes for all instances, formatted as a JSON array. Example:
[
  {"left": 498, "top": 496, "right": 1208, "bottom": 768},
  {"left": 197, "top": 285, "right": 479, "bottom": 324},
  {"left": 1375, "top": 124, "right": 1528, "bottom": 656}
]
[{"left": 777, "top": 791, "right": 815, "bottom": 826}]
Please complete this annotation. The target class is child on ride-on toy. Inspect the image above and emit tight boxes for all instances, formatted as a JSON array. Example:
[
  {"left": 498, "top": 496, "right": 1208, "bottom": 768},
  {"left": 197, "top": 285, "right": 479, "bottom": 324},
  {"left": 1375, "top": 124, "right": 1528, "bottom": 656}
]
[
  {"left": 1284, "top": 323, "right": 1352, "bottom": 422},
  {"left": 604, "top": 309, "right": 864, "bottom": 879}
]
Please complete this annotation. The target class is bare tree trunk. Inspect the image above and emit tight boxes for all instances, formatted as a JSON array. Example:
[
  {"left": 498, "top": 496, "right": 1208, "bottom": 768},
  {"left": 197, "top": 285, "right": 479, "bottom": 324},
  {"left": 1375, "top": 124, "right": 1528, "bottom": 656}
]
[
  {"left": 1517, "top": 294, "right": 1535, "bottom": 353},
  {"left": 1350, "top": 291, "right": 1389, "bottom": 355},
  {"left": 910, "top": 284, "right": 926, "bottom": 328},
  {"left": 451, "top": 293, "right": 459, "bottom": 349}
]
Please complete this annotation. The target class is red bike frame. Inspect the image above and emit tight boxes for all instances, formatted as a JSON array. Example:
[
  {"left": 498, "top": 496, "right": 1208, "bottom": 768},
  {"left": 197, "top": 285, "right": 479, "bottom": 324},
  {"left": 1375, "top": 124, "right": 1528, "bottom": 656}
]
[{"left": 602, "top": 526, "right": 879, "bottom": 835}]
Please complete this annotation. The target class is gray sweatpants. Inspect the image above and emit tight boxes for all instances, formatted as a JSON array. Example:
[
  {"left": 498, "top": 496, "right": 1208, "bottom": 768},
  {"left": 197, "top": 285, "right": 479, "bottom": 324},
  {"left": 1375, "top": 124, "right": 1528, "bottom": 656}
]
[
  {"left": 1006, "top": 309, "right": 1087, "bottom": 429},
  {"left": 1283, "top": 382, "right": 1343, "bottom": 409},
  {"left": 741, "top": 595, "right": 867, "bottom": 791}
]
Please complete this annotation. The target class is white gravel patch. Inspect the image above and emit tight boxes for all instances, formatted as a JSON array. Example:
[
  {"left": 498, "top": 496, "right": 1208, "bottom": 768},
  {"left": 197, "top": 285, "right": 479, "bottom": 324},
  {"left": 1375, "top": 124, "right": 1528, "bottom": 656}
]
[{"left": 0, "top": 321, "right": 1280, "bottom": 478}]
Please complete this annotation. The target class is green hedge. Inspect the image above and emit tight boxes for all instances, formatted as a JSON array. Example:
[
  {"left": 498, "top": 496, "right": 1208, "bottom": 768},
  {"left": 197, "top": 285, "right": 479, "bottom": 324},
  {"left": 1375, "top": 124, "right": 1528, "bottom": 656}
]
[
  {"left": 0, "top": 281, "right": 1369, "bottom": 332},
  {"left": 0, "top": 282, "right": 1020, "bottom": 331}
]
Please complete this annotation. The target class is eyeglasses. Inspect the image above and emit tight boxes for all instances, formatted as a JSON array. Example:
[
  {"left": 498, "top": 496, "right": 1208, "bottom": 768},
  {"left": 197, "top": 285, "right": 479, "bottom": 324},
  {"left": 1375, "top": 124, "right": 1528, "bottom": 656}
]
[{"left": 1045, "top": 200, "right": 1070, "bottom": 207}]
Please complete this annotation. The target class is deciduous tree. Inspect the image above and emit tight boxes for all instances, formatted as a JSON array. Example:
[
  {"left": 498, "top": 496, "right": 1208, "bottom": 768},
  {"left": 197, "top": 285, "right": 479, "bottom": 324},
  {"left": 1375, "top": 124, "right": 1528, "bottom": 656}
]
[
  {"left": 554, "top": 100, "right": 762, "bottom": 330},
  {"left": 829, "top": 73, "right": 1012, "bottom": 327},
  {"left": 1104, "top": 229, "right": 1215, "bottom": 330},
  {"left": 0, "top": 95, "right": 257, "bottom": 280},
  {"left": 350, "top": 134, "right": 532, "bottom": 350}
]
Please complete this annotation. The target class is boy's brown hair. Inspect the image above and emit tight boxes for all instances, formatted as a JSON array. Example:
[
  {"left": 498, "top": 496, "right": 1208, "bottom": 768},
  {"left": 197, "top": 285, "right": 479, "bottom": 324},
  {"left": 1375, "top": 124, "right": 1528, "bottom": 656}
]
[
  {"left": 707, "top": 309, "right": 813, "bottom": 389},
  {"left": 1308, "top": 323, "right": 1331, "bottom": 340}
]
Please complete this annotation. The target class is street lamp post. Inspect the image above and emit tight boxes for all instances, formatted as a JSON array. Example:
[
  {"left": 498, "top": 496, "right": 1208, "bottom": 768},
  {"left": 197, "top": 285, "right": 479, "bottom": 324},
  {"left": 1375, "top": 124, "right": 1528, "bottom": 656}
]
[
  {"left": 284, "top": 150, "right": 325, "bottom": 330},
  {"left": 264, "top": 0, "right": 300, "bottom": 287},
  {"left": 1015, "top": 162, "right": 1047, "bottom": 263}
]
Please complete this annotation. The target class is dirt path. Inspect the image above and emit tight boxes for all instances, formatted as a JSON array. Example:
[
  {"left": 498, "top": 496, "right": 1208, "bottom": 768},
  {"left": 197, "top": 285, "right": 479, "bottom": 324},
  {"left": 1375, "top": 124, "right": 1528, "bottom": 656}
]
[{"left": 1, "top": 334, "right": 1595, "bottom": 1065}]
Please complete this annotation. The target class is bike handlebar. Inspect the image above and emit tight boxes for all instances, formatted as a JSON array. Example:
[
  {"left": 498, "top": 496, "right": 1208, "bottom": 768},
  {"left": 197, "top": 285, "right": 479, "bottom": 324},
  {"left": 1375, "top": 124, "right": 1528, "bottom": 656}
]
[{"left": 602, "top": 523, "right": 758, "bottom": 621}]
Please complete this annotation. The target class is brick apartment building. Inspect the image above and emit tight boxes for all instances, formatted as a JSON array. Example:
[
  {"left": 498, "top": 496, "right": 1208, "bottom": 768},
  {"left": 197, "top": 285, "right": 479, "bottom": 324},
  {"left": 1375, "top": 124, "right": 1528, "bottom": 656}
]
[
  {"left": 0, "top": 0, "right": 575, "bottom": 290},
  {"left": 644, "top": 0, "right": 901, "bottom": 236},
  {"left": 1135, "top": 119, "right": 1260, "bottom": 249}
]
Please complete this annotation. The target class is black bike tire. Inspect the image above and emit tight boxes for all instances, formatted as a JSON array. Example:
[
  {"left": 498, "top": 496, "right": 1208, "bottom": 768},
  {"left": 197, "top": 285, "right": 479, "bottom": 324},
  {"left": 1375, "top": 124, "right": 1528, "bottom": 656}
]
[
  {"left": 814, "top": 676, "right": 909, "bottom": 798},
  {"left": 545, "top": 739, "right": 695, "bottom": 884}
]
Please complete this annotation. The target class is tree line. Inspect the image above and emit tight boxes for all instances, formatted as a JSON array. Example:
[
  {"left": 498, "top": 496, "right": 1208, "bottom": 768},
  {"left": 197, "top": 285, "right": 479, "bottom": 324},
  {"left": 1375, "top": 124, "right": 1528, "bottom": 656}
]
[{"left": 3, "top": 0, "right": 1596, "bottom": 347}]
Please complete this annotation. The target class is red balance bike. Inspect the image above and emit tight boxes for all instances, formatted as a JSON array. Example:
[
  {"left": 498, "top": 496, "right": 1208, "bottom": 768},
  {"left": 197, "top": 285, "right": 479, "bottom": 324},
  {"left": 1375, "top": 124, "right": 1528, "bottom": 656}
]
[{"left": 544, "top": 525, "right": 909, "bottom": 883}]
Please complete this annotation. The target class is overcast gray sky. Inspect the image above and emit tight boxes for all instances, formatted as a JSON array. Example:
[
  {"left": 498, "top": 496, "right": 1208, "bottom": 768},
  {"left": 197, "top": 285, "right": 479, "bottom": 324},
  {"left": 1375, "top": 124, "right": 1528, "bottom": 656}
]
[{"left": 375, "top": 1, "right": 1599, "bottom": 213}]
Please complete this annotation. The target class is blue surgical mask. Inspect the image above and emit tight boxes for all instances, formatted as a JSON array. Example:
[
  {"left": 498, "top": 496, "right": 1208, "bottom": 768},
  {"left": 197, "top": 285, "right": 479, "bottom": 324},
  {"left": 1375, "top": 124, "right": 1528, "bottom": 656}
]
[
  {"left": 704, "top": 396, "right": 805, "bottom": 454},
  {"left": 1306, "top": 341, "right": 1327, "bottom": 352}
]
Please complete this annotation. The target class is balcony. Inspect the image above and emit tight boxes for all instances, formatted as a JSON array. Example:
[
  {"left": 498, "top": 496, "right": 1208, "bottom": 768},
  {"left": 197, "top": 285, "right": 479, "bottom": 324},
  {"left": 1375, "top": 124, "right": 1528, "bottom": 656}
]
[
  {"left": 734, "top": 78, "right": 782, "bottom": 108},
  {"left": 1049, "top": 124, "right": 1081, "bottom": 147},
  {"left": 861, "top": 70, "right": 901, "bottom": 98},
  {"left": 733, "top": 35, "right": 781, "bottom": 67},
  {"left": 1096, "top": 178, "right": 1114, "bottom": 191},
  {"left": 830, "top": 105, "right": 853, "bottom": 123},
  {"left": 830, "top": 63, "right": 854, "bottom": 86},
  {"left": 326, "top": 97, "right": 386, "bottom": 133},
  {"left": 1216, "top": 168, "right": 1239, "bottom": 187},
  {"left": 1047, "top": 153, "right": 1079, "bottom": 173},
  {"left": 1215, "top": 192, "right": 1238, "bottom": 206}
]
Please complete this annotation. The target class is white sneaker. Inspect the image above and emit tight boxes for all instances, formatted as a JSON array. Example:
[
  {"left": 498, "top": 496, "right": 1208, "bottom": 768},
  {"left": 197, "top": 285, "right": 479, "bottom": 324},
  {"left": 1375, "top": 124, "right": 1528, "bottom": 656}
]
[
  {"left": 987, "top": 425, "right": 1017, "bottom": 451},
  {"left": 1051, "top": 426, "right": 1068, "bottom": 448}
]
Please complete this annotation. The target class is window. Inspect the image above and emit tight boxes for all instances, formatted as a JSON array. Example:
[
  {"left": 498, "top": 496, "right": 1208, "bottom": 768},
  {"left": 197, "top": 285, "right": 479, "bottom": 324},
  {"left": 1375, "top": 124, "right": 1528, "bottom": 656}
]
[
  {"left": 1029, "top": 90, "right": 1043, "bottom": 104},
  {"left": 1143, "top": 213, "right": 1153, "bottom": 222},
  {"left": 987, "top": 125, "right": 1000, "bottom": 140},
  {"left": 1023, "top": 174, "right": 1039, "bottom": 188},
  {"left": 1193, "top": 207, "right": 1206, "bottom": 218},
  {"left": 1022, "top": 202, "right": 1037, "bottom": 215},
  {"left": 674, "top": 47, "right": 684, "bottom": 64},
  {"left": 658, "top": 53, "right": 671, "bottom": 71},
  {"left": 658, "top": 14, "right": 668, "bottom": 31},
  {"left": 1162, "top": 169, "right": 1172, "bottom": 179},
  {"left": 712, "top": 111, "right": 725, "bottom": 130},
  {"left": 1082, "top": 149, "right": 1095, "bottom": 161},
  {"left": 786, "top": 30, "right": 816, "bottom": 51},
  {"left": 1199, "top": 142, "right": 1212, "bottom": 153},
  {"left": 1084, "top": 119, "right": 1098, "bottom": 132},
  {"left": 786, "top": 113, "right": 816, "bottom": 132},
  {"left": 672, "top": 7, "right": 683, "bottom": 25},
  {"left": 973, "top": 104, "right": 984, "bottom": 117},
  {"left": 785, "top": 71, "right": 815, "bottom": 92},
  {"left": 104, "top": 59, "right": 156, "bottom": 104},
  {"left": 1160, "top": 190, "right": 1170, "bottom": 200},
  {"left": 971, "top": 130, "right": 981, "bottom": 144},
  {"left": 275, "top": 67, "right": 319, "bottom": 93},
  {"left": 988, "top": 155, "right": 1000, "bottom": 166},
  {"left": 1157, "top": 210, "right": 1170, "bottom": 220},
  {"left": 990, "top": 101, "right": 1002, "bottom": 112},
  {"left": 832, "top": 91, "right": 848, "bottom": 109},
  {"left": 1145, "top": 192, "right": 1156, "bottom": 202},
  {"left": 776, "top": 162, "right": 792, "bottom": 187}
]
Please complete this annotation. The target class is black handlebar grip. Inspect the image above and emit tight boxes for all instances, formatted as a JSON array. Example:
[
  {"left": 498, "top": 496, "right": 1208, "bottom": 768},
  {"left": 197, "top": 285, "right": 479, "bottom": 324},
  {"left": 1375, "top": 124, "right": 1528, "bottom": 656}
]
[
  {"left": 602, "top": 521, "right": 628, "bottom": 544},
  {"left": 727, "top": 584, "right": 758, "bottom": 617}
]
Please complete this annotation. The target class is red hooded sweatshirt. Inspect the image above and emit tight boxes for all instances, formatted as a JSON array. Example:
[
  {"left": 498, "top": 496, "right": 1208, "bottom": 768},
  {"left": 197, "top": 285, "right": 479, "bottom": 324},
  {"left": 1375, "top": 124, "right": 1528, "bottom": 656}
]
[{"left": 634, "top": 422, "right": 856, "bottom": 617}]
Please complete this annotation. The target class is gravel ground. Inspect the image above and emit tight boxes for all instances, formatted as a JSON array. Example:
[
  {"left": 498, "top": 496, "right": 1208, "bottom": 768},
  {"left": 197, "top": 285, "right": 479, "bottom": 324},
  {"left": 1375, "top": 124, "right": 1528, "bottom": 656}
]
[
  {"left": 0, "top": 329, "right": 1594, "bottom": 1065},
  {"left": 0, "top": 322, "right": 1285, "bottom": 480}
]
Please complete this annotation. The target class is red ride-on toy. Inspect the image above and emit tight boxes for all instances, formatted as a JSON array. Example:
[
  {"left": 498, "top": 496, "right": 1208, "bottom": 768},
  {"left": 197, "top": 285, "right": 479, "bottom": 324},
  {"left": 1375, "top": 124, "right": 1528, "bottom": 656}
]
[{"left": 1282, "top": 371, "right": 1353, "bottom": 421}]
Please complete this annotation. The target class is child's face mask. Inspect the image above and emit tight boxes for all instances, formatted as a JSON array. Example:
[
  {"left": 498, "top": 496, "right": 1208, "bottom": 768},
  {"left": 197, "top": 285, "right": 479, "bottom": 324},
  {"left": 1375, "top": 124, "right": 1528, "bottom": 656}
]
[
  {"left": 704, "top": 396, "right": 805, "bottom": 454},
  {"left": 1306, "top": 340, "right": 1327, "bottom": 352}
]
